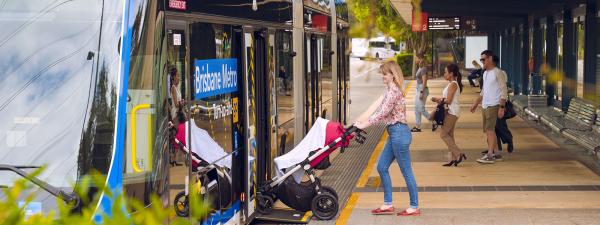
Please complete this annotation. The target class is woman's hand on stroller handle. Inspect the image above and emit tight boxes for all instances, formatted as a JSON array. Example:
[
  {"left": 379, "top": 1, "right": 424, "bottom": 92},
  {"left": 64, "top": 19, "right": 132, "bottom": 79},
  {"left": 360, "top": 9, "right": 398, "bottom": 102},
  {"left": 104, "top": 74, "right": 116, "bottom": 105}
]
[{"left": 344, "top": 125, "right": 367, "bottom": 144}]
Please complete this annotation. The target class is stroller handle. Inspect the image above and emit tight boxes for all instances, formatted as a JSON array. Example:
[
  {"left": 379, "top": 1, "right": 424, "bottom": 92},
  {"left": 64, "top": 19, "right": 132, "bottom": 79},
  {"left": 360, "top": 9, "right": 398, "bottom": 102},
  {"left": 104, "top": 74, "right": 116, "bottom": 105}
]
[
  {"left": 341, "top": 125, "right": 367, "bottom": 145},
  {"left": 342, "top": 125, "right": 361, "bottom": 137}
]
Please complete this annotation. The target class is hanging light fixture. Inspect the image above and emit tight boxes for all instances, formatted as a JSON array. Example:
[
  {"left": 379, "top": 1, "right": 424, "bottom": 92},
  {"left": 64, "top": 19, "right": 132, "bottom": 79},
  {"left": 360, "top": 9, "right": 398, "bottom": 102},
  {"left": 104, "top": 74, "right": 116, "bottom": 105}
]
[{"left": 252, "top": 0, "right": 258, "bottom": 11}]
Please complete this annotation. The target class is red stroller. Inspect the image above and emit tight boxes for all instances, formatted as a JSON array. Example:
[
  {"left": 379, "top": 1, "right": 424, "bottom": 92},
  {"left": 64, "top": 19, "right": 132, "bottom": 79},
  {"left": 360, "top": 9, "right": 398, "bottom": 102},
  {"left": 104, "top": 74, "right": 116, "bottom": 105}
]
[
  {"left": 169, "top": 120, "right": 239, "bottom": 218},
  {"left": 257, "top": 118, "right": 366, "bottom": 220}
]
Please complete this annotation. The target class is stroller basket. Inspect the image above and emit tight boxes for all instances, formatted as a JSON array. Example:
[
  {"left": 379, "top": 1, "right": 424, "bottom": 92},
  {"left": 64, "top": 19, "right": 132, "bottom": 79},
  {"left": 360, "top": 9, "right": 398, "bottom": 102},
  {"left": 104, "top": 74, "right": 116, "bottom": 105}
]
[{"left": 275, "top": 176, "right": 317, "bottom": 212}]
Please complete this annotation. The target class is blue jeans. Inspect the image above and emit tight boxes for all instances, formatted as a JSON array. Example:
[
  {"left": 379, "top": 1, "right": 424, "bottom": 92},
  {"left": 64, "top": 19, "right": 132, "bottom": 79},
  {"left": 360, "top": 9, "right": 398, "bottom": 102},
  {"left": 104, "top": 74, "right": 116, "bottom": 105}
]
[
  {"left": 377, "top": 123, "right": 418, "bottom": 208},
  {"left": 415, "top": 84, "right": 429, "bottom": 127}
]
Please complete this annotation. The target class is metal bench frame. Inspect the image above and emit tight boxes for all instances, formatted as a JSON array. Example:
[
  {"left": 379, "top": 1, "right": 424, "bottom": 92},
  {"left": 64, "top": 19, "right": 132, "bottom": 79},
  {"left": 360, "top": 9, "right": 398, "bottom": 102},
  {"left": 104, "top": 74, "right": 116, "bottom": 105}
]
[
  {"left": 540, "top": 98, "right": 595, "bottom": 133},
  {"left": 562, "top": 109, "right": 600, "bottom": 159}
]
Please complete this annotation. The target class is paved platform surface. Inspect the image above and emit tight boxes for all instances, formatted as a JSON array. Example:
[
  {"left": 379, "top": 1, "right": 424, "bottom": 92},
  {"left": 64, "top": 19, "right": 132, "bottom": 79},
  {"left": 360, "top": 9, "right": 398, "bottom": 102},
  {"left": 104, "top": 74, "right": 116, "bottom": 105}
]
[{"left": 311, "top": 59, "right": 600, "bottom": 225}]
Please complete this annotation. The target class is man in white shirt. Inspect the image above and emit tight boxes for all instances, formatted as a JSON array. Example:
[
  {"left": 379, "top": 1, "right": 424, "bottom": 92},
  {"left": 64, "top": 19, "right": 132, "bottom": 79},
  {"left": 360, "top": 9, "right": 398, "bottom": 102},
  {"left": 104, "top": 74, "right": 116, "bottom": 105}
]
[{"left": 470, "top": 50, "right": 508, "bottom": 164}]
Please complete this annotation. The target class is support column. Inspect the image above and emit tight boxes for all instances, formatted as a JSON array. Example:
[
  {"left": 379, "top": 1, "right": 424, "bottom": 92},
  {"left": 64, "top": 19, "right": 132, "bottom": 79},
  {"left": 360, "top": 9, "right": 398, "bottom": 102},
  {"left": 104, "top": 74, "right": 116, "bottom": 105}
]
[
  {"left": 508, "top": 29, "right": 516, "bottom": 90},
  {"left": 562, "top": 8, "right": 576, "bottom": 111},
  {"left": 522, "top": 19, "right": 530, "bottom": 95},
  {"left": 330, "top": 0, "right": 339, "bottom": 122},
  {"left": 546, "top": 16, "right": 558, "bottom": 106},
  {"left": 512, "top": 27, "right": 521, "bottom": 94},
  {"left": 488, "top": 32, "right": 496, "bottom": 53},
  {"left": 501, "top": 29, "right": 509, "bottom": 76},
  {"left": 584, "top": 0, "right": 597, "bottom": 100},
  {"left": 533, "top": 19, "right": 543, "bottom": 74},
  {"left": 492, "top": 32, "right": 500, "bottom": 54},
  {"left": 292, "top": 0, "right": 305, "bottom": 144}
]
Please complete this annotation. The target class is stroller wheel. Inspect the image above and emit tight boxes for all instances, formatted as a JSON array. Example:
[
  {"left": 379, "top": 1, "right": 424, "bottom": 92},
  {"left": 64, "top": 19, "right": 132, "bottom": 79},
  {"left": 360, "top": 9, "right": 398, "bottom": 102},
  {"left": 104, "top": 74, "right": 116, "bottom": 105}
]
[
  {"left": 256, "top": 194, "right": 274, "bottom": 214},
  {"left": 319, "top": 186, "right": 338, "bottom": 200},
  {"left": 311, "top": 193, "right": 338, "bottom": 220},
  {"left": 173, "top": 191, "right": 189, "bottom": 217}
]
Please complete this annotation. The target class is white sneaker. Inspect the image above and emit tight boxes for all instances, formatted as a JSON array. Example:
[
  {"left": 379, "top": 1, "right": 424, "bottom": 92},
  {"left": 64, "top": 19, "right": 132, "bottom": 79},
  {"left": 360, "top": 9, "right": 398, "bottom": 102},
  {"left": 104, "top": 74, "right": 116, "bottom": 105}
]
[
  {"left": 477, "top": 155, "right": 495, "bottom": 164},
  {"left": 494, "top": 154, "right": 503, "bottom": 162}
]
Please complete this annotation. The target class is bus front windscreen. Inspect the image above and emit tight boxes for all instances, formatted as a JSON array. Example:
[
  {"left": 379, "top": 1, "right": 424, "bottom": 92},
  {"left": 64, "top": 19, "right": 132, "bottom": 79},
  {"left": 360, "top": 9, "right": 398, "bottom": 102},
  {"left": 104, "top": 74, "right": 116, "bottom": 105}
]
[{"left": 0, "top": 0, "right": 110, "bottom": 194}]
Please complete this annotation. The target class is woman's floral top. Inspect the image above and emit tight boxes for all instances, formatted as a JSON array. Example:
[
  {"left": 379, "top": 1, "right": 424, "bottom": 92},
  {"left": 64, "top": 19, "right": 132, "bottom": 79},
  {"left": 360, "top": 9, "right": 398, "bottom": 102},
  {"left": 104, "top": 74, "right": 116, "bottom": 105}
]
[{"left": 369, "top": 85, "right": 407, "bottom": 125}]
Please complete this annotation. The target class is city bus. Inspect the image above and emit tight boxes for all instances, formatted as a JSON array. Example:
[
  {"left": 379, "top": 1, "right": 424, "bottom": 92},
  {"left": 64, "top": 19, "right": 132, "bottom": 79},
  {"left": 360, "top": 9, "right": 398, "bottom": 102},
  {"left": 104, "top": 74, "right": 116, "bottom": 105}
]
[{"left": 0, "top": 0, "right": 349, "bottom": 224}]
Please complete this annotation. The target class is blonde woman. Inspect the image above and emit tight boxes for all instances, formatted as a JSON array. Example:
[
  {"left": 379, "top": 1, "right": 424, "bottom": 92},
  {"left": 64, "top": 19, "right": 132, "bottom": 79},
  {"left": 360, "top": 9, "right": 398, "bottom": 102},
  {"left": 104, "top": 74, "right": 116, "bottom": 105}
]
[{"left": 354, "top": 61, "right": 420, "bottom": 216}]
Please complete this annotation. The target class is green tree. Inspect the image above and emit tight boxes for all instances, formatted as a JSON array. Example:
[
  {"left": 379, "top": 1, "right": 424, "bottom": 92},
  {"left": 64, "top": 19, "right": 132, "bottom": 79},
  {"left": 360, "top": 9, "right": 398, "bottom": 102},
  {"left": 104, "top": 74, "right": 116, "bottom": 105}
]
[{"left": 350, "top": 0, "right": 430, "bottom": 76}]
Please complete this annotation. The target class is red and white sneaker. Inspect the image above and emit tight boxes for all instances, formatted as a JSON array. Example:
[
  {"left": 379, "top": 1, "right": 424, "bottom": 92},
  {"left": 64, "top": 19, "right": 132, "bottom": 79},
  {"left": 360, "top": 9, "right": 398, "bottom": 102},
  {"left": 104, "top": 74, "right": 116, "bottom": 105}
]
[{"left": 397, "top": 208, "right": 421, "bottom": 216}]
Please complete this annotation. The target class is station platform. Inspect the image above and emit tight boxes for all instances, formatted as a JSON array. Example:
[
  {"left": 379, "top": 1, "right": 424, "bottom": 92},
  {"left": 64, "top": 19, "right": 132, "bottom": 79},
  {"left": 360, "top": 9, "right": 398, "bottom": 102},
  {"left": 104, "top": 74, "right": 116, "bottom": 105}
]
[{"left": 308, "top": 59, "right": 600, "bottom": 225}]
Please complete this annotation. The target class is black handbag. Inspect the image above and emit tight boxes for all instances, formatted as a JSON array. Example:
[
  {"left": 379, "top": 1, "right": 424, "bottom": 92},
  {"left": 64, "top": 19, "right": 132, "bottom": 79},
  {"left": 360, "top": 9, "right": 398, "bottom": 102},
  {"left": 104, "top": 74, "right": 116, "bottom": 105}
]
[
  {"left": 429, "top": 100, "right": 446, "bottom": 131},
  {"left": 503, "top": 101, "right": 517, "bottom": 119}
]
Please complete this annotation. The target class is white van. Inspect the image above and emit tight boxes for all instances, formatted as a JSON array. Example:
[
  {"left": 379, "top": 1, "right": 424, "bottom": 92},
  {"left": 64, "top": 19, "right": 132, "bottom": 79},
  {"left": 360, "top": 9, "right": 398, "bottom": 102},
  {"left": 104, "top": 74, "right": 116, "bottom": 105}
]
[
  {"left": 352, "top": 37, "right": 400, "bottom": 60},
  {"left": 369, "top": 37, "right": 402, "bottom": 59}
]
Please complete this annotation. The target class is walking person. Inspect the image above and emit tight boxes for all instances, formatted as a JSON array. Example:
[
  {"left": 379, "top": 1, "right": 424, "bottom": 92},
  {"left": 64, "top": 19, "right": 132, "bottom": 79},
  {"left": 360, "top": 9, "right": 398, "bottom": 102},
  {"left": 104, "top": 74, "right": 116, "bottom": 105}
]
[
  {"left": 412, "top": 54, "right": 430, "bottom": 132},
  {"left": 478, "top": 55, "right": 515, "bottom": 155},
  {"left": 495, "top": 117, "right": 514, "bottom": 153},
  {"left": 170, "top": 67, "right": 184, "bottom": 122},
  {"left": 278, "top": 65, "right": 291, "bottom": 96},
  {"left": 471, "top": 50, "right": 509, "bottom": 164},
  {"left": 468, "top": 60, "right": 483, "bottom": 87},
  {"left": 430, "top": 63, "right": 466, "bottom": 166},
  {"left": 492, "top": 55, "right": 514, "bottom": 153},
  {"left": 354, "top": 61, "right": 420, "bottom": 216}
]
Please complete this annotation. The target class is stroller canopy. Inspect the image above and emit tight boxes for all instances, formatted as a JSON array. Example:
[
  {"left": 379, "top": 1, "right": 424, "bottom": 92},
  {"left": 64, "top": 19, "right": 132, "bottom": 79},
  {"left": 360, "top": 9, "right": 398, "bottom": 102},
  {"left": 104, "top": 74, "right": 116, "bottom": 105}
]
[
  {"left": 274, "top": 118, "right": 350, "bottom": 182},
  {"left": 183, "top": 119, "right": 232, "bottom": 169}
]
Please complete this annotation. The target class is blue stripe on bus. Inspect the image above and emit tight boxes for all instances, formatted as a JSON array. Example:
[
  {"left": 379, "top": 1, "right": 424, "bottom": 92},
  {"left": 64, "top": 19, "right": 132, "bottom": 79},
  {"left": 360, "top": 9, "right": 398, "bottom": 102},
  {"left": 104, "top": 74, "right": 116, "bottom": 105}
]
[
  {"left": 202, "top": 201, "right": 241, "bottom": 225},
  {"left": 94, "top": 0, "right": 133, "bottom": 221}
]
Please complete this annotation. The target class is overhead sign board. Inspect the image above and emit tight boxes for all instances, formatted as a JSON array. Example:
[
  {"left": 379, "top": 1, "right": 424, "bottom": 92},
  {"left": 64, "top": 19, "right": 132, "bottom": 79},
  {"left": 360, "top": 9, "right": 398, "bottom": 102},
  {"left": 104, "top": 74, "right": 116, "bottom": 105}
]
[
  {"left": 428, "top": 17, "right": 460, "bottom": 30},
  {"left": 412, "top": 10, "right": 428, "bottom": 32},
  {"left": 194, "top": 58, "right": 238, "bottom": 99},
  {"left": 168, "top": 0, "right": 186, "bottom": 10}
]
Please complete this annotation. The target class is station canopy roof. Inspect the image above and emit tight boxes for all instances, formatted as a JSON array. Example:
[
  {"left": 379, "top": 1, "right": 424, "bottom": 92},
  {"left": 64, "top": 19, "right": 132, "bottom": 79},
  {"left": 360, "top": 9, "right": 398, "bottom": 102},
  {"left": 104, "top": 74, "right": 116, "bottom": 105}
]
[{"left": 391, "top": 0, "right": 587, "bottom": 32}]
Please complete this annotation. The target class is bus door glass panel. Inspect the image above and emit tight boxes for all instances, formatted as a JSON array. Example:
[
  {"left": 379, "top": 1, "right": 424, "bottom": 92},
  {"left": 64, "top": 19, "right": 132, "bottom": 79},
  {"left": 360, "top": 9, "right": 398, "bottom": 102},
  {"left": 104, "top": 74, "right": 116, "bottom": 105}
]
[
  {"left": 268, "top": 33, "right": 277, "bottom": 178},
  {"left": 305, "top": 34, "right": 320, "bottom": 131},
  {"left": 274, "top": 30, "right": 294, "bottom": 154},
  {"left": 303, "top": 34, "right": 311, "bottom": 132},
  {"left": 124, "top": 0, "right": 169, "bottom": 207},
  {"left": 320, "top": 35, "right": 332, "bottom": 120},
  {"left": 315, "top": 36, "right": 322, "bottom": 121},
  {"left": 188, "top": 22, "right": 239, "bottom": 223},
  {"left": 166, "top": 19, "right": 191, "bottom": 220},
  {"left": 243, "top": 31, "right": 258, "bottom": 218},
  {"left": 242, "top": 29, "right": 269, "bottom": 220},
  {"left": 336, "top": 36, "right": 347, "bottom": 124}
]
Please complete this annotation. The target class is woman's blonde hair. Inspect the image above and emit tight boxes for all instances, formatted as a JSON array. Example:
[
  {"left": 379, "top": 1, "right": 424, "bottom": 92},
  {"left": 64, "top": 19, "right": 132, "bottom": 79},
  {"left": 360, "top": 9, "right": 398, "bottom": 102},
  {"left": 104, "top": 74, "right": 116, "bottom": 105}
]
[
  {"left": 472, "top": 60, "right": 481, "bottom": 69},
  {"left": 380, "top": 61, "right": 404, "bottom": 91}
]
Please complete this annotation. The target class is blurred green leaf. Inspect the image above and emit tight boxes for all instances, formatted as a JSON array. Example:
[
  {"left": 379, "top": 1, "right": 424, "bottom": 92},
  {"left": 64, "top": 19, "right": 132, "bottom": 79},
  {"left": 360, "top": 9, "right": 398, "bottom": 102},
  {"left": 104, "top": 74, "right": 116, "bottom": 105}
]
[{"left": 0, "top": 168, "right": 209, "bottom": 225}]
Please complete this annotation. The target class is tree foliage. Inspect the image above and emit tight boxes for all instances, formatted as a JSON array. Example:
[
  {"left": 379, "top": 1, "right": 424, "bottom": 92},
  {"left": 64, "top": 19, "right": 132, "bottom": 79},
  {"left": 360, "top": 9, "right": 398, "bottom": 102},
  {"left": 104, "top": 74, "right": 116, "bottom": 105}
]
[
  {"left": 350, "top": 0, "right": 427, "bottom": 53},
  {"left": 0, "top": 169, "right": 209, "bottom": 225}
]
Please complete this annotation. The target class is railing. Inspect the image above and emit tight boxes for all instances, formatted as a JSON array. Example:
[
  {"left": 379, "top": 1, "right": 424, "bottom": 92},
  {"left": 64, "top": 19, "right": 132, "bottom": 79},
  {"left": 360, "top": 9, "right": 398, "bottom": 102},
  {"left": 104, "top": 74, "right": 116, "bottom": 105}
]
[{"left": 131, "top": 104, "right": 153, "bottom": 173}]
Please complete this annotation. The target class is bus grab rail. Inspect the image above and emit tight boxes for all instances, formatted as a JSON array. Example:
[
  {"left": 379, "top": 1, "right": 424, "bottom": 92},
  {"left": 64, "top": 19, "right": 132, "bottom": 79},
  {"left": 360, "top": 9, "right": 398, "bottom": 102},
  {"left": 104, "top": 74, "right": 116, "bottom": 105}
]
[{"left": 131, "top": 104, "right": 153, "bottom": 173}]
